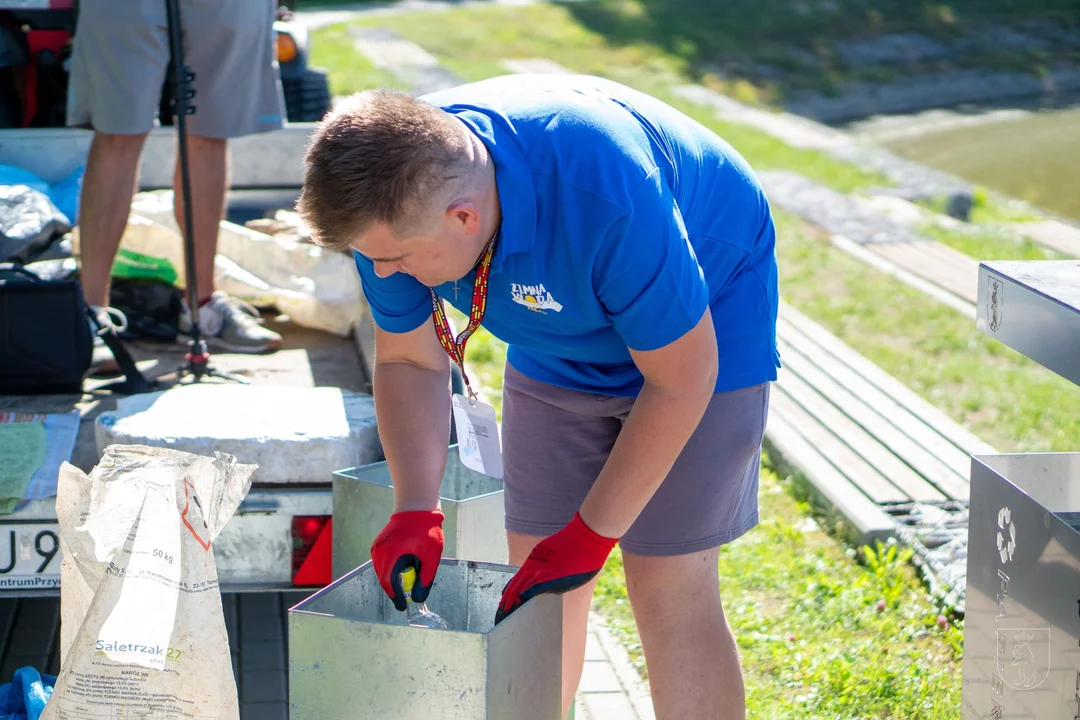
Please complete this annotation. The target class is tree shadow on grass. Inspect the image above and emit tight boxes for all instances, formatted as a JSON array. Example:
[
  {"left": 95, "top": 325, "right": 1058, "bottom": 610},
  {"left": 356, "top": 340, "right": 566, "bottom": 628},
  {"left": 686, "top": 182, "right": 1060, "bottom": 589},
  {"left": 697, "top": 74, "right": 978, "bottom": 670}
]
[{"left": 563, "top": 0, "right": 1080, "bottom": 103}]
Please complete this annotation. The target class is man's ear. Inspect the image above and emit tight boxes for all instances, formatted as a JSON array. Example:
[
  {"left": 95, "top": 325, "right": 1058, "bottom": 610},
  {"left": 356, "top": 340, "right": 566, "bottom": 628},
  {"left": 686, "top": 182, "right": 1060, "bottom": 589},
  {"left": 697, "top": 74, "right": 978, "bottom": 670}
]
[{"left": 447, "top": 200, "right": 481, "bottom": 235}]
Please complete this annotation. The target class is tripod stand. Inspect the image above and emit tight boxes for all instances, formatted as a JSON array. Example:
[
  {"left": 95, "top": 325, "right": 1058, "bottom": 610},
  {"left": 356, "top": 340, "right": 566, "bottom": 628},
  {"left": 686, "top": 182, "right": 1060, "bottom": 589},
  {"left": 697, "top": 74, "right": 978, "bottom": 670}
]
[{"left": 164, "top": 0, "right": 248, "bottom": 385}]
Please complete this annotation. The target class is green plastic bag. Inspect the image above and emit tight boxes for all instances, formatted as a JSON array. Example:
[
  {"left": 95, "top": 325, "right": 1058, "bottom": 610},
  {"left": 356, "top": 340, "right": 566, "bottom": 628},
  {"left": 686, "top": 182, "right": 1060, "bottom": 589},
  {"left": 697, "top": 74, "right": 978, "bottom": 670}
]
[{"left": 110, "top": 248, "right": 179, "bottom": 286}]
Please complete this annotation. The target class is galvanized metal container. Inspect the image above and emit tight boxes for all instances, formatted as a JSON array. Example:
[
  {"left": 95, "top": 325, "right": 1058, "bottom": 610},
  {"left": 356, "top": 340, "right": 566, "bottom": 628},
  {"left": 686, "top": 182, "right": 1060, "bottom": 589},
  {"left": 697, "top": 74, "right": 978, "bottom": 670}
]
[
  {"left": 961, "top": 452, "right": 1080, "bottom": 718},
  {"left": 288, "top": 559, "right": 563, "bottom": 719},
  {"left": 332, "top": 446, "right": 508, "bottom": 579}
]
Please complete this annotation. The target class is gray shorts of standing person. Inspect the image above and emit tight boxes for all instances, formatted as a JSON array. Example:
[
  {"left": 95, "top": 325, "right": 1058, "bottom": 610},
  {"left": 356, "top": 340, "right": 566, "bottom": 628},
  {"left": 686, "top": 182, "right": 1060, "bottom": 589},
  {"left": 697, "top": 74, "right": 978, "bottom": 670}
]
[
  {"left": 67, "top": 0, "right": 285, "bottom": 138},
  {"left": 67, "top": 0, "right": 287, "bottom": 357}
]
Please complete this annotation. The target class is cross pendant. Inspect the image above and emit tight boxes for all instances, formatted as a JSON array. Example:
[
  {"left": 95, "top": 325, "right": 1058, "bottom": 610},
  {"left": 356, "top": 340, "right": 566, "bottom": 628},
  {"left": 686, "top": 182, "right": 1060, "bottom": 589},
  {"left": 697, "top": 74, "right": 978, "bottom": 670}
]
[{"left": 453, "top": 280, "right": 460, "bottom": 300}]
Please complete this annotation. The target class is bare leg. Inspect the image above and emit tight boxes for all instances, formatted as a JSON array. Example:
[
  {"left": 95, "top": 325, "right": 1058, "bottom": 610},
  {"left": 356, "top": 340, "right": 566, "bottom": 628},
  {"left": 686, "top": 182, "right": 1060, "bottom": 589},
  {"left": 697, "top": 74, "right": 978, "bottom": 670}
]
[
  {"left": 624, "top": 547, "right": 745, "bottom": 720},
  {"left": 77, "top": 132, "right": 148, "bottom": 307},
  {"left": 508, "top": 531, "right": 599, "bottom": 719},
  {"left": 173, "top": 135, "right": 228, "bottom": 304}
]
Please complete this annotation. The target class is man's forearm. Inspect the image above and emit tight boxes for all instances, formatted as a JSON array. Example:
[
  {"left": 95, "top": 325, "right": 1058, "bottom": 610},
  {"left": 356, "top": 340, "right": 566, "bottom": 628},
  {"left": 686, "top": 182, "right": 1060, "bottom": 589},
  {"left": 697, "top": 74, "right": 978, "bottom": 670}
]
[
  {"left": 373, "top": 361, "right": 453, "bottom": 512},
  {"left": 578, "top": 380, "right": 713, "bottom": 538}
]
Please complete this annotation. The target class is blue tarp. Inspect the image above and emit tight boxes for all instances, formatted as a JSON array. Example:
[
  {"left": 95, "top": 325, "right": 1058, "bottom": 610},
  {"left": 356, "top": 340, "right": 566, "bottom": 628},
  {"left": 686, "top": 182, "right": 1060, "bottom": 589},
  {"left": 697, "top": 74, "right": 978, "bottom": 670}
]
[
  {"left": 0, "top": 164, "right": 83, "bottom": 225},
  {"left": 0, "top": 666, "right": 54, "bottom": 720}
]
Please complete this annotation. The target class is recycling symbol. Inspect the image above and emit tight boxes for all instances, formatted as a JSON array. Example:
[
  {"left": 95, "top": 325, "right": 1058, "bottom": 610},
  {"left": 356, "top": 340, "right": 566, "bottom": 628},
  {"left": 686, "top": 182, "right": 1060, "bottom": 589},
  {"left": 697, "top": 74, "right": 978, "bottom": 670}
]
[{"left": 997, "top": 506, "right": 1016, "bottom": 563}]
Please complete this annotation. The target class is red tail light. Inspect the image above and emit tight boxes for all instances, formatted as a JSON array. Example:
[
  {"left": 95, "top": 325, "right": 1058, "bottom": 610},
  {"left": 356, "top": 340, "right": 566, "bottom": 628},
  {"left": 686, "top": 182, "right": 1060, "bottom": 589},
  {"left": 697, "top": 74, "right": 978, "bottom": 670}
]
[{"left": 291, "top": 515, "right": 332, "bottom": 587}]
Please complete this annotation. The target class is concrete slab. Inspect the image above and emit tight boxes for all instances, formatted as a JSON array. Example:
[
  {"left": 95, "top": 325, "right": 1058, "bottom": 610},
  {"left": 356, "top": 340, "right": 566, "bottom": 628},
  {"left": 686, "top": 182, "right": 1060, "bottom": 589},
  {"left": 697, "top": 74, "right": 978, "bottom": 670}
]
[
  {"left": 95, "top": 384, "right": 381, "bottom": 484},
  {"left": 578, "top": 614, "right": 655, "bottom": 720},
  {"left": 579, "top": 660, "right": 622, "bottom": 693},
  {"left": 582, "top": 692, "right": 639, "bottom": 718}
]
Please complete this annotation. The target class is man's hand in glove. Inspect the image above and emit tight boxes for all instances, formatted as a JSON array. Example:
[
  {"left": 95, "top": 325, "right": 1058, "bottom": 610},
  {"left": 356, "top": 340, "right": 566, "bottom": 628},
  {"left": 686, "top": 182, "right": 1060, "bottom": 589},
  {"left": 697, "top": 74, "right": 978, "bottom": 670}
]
[
  {"left": 495, "top": 512, "right": 618, "bottom": 625},
  {"left": 370, "top": 510, "right": 444, "bottom": 611}
]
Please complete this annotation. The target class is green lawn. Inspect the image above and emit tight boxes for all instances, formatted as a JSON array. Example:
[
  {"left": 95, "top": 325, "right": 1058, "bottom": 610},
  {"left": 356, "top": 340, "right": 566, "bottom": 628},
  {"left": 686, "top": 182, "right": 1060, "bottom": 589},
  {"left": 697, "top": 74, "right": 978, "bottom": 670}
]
[
  {"left": 302, "top": 0, "right": 1080, "bottom": 103},
  {"left": 921, "top": 222, "right": 1070, "bottom": 262},
  {"left": 310, "top": 4, "right": 890, "bottom": 194},
  {"left": 916, "top": 189, "right": 1070, "bottom": 260},
  {"left": 306, "top": 23, "right": 407, "bottom": 96},
  {"left": 312, "top": 3, "right": 1080, "bottom": 452},
  {"left": 293, "top": 0, "right": 377, "bottom": 8},
  {"left": 596, "top": 460, "right": 963, "bottom": 719},
  {"left": 563, "top": 0, "right": 1080, "bottom": 100}
]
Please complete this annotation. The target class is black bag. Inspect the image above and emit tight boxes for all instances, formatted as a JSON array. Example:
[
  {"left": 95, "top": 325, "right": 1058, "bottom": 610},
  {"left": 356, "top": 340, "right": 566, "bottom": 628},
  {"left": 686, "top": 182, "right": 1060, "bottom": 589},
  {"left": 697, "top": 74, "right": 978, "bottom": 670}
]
[
  {"left": 0, "top": 263, "right": 92, "bottom": 394},
  {"left": 108, "top": 278, "right": 184, "bottom": 344}
]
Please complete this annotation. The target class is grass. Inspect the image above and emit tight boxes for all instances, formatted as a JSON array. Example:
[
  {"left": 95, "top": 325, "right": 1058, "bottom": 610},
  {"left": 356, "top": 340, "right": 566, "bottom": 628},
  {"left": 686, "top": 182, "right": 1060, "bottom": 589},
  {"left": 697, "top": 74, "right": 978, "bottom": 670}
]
[
  {"left": 306, "top": 23, "right": 407, "bottom": 95},
  {"left": 293, "top": 0, "right": 378, "bottom": 8},
  {"left": 596, "top": 460, "right": 963, "bottom": 719},
  {"left": 313, "top": 4, "right": 1080, "bottom": 453},
  {"left": 921, "top": 223, "right": 1070, "bottom": 262},
  {"left": 920, "top": 187, "right": 1042, "bottom": 226},
  {"left": 560, "top": 0, "right": 1080, "bottom": 100},
  {"left": 916, "top": 189, "right": 1074, "bottom": 261},
  {"left": 299, "top": 0, "right": 1080, "bottom": 104},
  {"left": 311, "top": 4, "right": 890, "bottom": 193}
]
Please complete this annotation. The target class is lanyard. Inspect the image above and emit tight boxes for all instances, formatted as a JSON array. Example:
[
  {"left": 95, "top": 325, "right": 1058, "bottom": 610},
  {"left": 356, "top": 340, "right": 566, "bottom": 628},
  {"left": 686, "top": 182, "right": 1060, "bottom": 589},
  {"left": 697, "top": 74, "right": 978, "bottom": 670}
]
[{"left": 430, "top": 239, "right": 496, "bottom": 401}]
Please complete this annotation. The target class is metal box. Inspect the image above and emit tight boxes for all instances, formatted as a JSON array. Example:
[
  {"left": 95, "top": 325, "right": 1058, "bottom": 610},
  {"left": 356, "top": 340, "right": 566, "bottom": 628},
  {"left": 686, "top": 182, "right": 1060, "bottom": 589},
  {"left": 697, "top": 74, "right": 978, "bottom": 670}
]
[
  {"left": 288, "top": 559, "right": 563, "bottom": 719},
  {"left": 961, "top": 452, "right": 1080, "bottom": 718},
  {"left": 332, "top": 446, "right": 508, "bottom": 579}
]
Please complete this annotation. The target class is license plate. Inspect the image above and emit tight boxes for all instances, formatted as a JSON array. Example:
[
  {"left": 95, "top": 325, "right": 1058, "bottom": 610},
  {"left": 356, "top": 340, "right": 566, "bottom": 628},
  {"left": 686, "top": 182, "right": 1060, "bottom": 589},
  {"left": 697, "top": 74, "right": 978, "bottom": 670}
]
[{"left": 0, "top": 523, "right": 61, "bottom": 590}]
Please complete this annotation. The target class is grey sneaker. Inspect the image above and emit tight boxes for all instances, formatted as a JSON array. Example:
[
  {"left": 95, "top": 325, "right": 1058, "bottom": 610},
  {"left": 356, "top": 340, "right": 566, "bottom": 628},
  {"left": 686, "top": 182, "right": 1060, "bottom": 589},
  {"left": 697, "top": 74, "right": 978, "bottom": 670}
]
[{"left": 180, "top": 291, "right": 282, "bottom": 354}]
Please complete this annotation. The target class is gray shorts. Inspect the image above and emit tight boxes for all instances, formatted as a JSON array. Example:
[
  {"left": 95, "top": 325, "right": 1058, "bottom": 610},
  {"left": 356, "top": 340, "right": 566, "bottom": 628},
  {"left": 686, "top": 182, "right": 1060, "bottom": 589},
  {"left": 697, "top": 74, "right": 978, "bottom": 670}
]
[
  {"left": 67, "top": 0, "right": 285, "bottom": 138},
  {"left": 501, "top": 363, "right": 770, "bottom": 556}
]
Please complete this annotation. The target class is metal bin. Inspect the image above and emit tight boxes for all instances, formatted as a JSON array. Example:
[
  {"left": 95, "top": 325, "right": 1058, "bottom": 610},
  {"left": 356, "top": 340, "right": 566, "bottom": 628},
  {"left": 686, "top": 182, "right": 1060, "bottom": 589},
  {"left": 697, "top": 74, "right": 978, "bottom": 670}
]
[{"left": 289, "top": 558, "right": 563, "bottom": 719}]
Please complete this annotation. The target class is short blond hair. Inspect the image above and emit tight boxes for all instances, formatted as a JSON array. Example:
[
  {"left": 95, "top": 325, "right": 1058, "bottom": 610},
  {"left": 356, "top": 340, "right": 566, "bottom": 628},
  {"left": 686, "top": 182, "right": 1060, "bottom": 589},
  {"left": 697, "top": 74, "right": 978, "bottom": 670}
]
[{"left": 296, "top": 89, "right": 472, "bottom": 251}]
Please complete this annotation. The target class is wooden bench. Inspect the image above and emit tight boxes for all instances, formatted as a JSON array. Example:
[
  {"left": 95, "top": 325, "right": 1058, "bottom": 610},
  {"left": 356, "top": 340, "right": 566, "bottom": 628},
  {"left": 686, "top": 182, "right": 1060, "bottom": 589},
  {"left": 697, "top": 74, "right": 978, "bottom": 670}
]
[
  {"left": 864, "top": 238, "right": 980, "bottom": 305},
  {"left": 764, "top": 301, "right": 996, "bottom": 545}
]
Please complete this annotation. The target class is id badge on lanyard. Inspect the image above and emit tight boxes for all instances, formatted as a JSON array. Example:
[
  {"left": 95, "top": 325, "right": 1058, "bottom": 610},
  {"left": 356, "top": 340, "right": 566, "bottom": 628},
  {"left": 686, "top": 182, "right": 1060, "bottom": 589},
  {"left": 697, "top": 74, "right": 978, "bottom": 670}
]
[{"left": 430, "top": 241, "right": 503, "bottom": 479}]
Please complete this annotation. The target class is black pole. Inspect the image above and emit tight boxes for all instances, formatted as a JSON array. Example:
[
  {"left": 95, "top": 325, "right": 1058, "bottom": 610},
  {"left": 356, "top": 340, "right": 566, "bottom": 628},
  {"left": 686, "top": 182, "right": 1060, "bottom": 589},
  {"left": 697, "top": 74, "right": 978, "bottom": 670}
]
[
  {"left": 163, "top": 0, "right": 248, "bottom": 385},
  {"left": 164, "top": 0, "right": 207, "bottom": 378}
]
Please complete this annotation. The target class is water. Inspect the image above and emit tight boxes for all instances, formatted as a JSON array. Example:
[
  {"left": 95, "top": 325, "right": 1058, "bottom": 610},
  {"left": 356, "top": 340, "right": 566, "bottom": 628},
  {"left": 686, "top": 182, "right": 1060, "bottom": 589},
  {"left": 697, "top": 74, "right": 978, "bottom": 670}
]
[
  {"left": 400, "top": 568, "right": 450, "bottom": 630},
  {"left": 853, "top": 102, "right": 1080, "bottom": 223},
  {"left": 405, "top": 597, "right": 450, "bottom": 630}
]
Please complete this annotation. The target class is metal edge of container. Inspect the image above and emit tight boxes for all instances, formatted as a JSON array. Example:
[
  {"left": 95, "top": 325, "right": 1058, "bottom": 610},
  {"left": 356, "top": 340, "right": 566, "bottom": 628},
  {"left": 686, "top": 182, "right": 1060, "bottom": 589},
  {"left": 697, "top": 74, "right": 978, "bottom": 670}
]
[{"left": 976, "top": 260, "right": 1080, "bottom": 387}]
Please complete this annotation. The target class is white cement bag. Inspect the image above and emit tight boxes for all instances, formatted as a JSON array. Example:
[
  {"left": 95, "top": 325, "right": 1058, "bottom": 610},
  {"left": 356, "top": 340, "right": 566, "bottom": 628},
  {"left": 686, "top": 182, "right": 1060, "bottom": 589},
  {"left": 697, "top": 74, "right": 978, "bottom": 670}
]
[{"left": 43, "top": 445, "right": 255, "bottom": 720}]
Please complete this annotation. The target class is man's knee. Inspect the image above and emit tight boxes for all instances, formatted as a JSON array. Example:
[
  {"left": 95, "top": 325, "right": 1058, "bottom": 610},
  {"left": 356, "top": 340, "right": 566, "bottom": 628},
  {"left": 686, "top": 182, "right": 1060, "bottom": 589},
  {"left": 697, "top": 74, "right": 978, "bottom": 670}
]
[
  {"left": 623, "top": 547, "right": 721, "bottom": 611},
  {"left": 93, "top": 131, "right": 149, "bottom": 158},
  {"left": 185, "top": 134, "right": 228, "bottom": 151}
]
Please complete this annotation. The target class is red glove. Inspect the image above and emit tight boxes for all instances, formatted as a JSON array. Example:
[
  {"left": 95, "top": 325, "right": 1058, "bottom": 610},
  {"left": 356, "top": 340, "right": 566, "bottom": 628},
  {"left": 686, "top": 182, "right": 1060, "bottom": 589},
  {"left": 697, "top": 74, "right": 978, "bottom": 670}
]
[
  {"left": 370, "top": 510, "right": 444, "bottom": 612},
  {"left": 495, "top": 512, "right": 618, "bottom": 625}
]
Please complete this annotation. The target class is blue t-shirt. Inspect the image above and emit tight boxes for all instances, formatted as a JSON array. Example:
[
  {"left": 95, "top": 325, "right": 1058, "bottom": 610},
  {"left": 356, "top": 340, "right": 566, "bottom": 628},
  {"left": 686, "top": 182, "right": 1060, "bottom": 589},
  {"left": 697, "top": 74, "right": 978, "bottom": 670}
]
[{"left": 354, "top": 74, "right": 779, "bottom": 396}]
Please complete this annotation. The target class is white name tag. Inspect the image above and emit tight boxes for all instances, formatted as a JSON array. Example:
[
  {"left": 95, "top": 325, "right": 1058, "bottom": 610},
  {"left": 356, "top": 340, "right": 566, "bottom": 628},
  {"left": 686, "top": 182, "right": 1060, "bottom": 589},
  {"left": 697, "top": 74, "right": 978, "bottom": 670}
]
[{"left": 452, "top": 393, "right": 503, "bottom": 479}]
